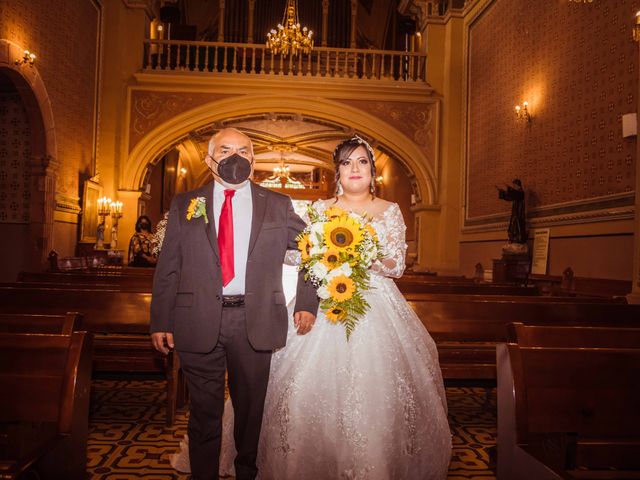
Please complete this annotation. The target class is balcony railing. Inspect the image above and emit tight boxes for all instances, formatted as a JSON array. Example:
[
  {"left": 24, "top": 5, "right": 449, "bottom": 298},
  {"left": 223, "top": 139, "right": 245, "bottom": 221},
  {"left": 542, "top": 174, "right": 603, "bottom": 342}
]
[{"left": 143, "top": 40, "right": 427, "bottom": 82}]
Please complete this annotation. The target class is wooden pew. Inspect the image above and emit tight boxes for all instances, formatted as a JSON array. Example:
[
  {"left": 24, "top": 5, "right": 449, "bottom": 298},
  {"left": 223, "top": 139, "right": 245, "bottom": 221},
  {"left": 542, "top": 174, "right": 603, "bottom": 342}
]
[
  {"left": 396, "top": 279, "right": 539, "bottom": 295},
  {"left": 0, "top": 312, "right": 82, "bottom": 334},
  {"left": 507, "top": 322, "right": 640, "bottom": 348},
  {"left": 404, "top": 293, "right": 627, "bottom": 304},
  {"left": 527, "top": 267, "right": 632, "bottom": 298},
  {"left": 0, "top": 331, "right": 93, "bottom": 479},
  {"left": 399, "top": 272, "right": 473, "bottom": 283},
  {"left": 8, "top": 280, "right": 151, "bottom": 293},
  {"left": 18, "top": 271, "right": 153, "bottom": 291},
  {"left": 497, "top": 343, "right": 640, "bottom": 479},
  {"left": 0, "top": 286, "right": 183, "bottom": 425},
  {"left": 407, "top": 298, "right": 640, "bottom": 381}
]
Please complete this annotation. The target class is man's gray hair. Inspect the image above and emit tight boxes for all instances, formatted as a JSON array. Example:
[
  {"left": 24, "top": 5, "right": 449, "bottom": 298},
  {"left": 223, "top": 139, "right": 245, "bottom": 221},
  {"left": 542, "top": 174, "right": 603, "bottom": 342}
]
[{"left": 207, "top": 128, "right": 254, "bottom": 158}]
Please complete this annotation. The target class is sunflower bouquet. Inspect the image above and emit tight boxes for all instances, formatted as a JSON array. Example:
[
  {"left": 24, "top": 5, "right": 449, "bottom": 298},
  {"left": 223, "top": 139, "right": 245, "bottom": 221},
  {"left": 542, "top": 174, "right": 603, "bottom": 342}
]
[{"left": 296, "top": 205, "right": 384, "bottom": 340}]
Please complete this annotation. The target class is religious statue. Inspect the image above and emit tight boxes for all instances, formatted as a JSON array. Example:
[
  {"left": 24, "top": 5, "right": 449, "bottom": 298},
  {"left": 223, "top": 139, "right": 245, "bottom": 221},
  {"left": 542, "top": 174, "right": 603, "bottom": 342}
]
[
  {"left": 111, "top": 224, "right": 118, "bottom": 250},
  {"left": 497, "top": 179, "right": 527, "bottom": 254},
  {"left": 95, "top": 221, "right": 106, "bottom": 250}
]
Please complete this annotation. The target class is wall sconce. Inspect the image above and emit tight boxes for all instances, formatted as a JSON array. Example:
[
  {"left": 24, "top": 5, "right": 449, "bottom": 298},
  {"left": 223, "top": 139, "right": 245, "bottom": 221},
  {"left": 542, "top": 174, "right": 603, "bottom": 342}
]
[
  {"left": 515, "top": 101, "right": 531, "bottom": 122},
  {"left": 633, "top": 11, "right": 640, "bottom": 42},
  {"left": 568, "top": 0, "right": 592, "bottom": 3},
  {"left": 14, "top": 49, "right": 36, "bottom": 67}
]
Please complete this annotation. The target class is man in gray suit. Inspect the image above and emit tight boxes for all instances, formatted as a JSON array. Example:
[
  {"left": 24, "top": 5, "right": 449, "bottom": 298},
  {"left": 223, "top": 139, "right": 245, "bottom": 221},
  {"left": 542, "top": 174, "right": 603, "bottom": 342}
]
[{"left": 150, "top": 128, "right": 318, "bottom": 480}]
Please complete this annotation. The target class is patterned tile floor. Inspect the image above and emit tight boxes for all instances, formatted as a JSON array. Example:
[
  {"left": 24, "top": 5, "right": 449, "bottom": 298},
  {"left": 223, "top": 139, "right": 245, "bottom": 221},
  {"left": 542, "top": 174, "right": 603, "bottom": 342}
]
[{"left": 88, "top": 379, "right": 496, "bottom": 479}]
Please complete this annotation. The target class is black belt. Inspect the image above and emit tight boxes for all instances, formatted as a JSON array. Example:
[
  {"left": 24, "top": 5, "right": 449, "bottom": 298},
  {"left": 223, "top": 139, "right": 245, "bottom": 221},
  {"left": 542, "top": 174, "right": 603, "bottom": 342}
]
[{"left": 222, "top": 295, "right": 245, "bottom": 307}]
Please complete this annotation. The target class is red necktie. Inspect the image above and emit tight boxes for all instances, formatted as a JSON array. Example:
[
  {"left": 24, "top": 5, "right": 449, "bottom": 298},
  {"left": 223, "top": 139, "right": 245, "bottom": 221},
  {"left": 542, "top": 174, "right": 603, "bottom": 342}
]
[{"left": 218, "top": 189, "right": 235, "bottom": 286}]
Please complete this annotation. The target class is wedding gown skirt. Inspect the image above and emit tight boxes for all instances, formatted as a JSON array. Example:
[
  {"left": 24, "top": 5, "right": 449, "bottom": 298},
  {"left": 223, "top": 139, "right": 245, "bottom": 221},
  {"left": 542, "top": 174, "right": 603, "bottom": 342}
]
[{"left": 255, "top": 273, "right": 452, "bottom": 480}]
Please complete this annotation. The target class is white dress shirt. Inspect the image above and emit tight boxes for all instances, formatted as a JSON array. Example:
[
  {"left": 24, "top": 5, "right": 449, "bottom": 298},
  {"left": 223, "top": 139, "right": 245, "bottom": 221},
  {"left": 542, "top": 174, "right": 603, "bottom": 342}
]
[{"left": 213, "top": 180, "right": 253, "bottom": 295}]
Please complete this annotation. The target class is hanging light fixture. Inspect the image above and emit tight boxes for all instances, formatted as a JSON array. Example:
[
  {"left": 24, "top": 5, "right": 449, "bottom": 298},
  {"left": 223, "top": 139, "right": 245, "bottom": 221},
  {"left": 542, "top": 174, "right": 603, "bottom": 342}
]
[{"left": 266, "top": 0, "right": 314, "bottom": 56}]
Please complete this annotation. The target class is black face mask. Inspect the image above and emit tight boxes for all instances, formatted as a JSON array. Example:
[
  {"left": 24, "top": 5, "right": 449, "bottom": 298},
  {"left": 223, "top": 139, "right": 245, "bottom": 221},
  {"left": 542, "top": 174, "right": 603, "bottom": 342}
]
[{"left": 210, "top": 153, "right": 252, "bottom": 185}]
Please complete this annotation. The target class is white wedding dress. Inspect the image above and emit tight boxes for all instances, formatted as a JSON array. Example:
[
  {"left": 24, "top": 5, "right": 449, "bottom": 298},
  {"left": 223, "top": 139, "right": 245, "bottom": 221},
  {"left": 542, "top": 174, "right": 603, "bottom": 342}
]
[{"left": 171, "top": 201, "right": 452, "bottom": 479}]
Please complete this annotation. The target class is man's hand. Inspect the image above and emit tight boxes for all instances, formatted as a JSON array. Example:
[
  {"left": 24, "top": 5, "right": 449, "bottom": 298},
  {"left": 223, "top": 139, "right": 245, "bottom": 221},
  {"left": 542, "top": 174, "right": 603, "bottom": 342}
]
[
  {"left": 151, "top": 332, "right": 174, "bottom": 355},
  {"left": 293, "top": 311, "right": 316, "bottom": 335}
]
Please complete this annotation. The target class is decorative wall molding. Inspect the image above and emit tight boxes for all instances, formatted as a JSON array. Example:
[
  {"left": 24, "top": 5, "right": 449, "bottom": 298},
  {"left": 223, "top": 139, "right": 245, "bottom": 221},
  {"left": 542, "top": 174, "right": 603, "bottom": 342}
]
[
  {"left": 55, "top": 193, "right": 81, "bottom": 214},
  {"left": 462, "top": 193, "right": 635, "bottom": 234},
  {"left": 121, "top": 0, "right": 156, "bottom": 19},
  {"left": 129, "top": 91, "right": 230, "bottom": 152},
  {"left": 123, "top": 92, "right": 439, "bottom": 206}
]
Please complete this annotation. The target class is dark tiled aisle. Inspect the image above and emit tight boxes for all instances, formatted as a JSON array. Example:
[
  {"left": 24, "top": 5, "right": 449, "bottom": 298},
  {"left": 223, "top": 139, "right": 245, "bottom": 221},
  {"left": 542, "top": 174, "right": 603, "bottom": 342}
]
[{"left": 88, "top": 380, "right": 496, "bottom": 479}]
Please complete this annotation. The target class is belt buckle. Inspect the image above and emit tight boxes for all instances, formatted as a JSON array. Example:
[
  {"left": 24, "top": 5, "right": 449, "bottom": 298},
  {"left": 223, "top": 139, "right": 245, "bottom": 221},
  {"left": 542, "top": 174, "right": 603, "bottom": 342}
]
[{"left": 222, "top": 295, "right": 244, "bottom": 307}]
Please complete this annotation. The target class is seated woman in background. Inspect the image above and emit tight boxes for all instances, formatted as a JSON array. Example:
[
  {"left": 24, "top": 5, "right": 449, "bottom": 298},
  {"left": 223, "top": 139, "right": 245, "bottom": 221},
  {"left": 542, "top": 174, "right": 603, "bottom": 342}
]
[{"left": 128, "top": 215, "right": 157, "bottom": 267}]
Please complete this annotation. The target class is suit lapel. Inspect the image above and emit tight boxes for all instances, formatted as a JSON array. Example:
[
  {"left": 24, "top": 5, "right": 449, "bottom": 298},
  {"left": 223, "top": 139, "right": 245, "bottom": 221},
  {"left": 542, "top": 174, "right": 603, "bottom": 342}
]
[
  {"left": 248, "top": 182, "right": 267, "bottom": 257},
  {"left": 202, "top": 181, "right": 219, "bottom": 260}
]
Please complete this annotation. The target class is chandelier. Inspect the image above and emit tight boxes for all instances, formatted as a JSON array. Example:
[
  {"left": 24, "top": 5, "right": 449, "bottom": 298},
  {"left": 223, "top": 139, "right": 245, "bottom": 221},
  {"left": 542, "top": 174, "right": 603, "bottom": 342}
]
[{"left": 266, "top": 0, "right": 314, "bottom": 56}]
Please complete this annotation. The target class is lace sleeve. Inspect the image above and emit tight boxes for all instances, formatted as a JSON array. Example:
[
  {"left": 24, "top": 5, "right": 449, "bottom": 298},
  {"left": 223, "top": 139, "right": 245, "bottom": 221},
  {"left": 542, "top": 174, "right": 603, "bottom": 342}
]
[
  {"left": 372, "top": 203, "right": 407, "bottom": 278},
  {"left": 284, "top": 250, "right": 301, "bottom": 266}
]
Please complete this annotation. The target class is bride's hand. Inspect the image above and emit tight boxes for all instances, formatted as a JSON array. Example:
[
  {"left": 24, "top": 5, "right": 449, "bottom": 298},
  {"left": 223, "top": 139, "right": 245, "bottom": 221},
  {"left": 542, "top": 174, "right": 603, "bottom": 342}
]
[{"left": 294, "top": 311, "right": 316, "bottom": 335}]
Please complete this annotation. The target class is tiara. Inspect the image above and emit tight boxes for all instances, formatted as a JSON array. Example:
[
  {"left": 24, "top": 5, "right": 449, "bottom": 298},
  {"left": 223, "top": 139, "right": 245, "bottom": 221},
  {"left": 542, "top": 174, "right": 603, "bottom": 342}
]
[{"left": 333, "top": 134, "right": 376, "bottom": 163}]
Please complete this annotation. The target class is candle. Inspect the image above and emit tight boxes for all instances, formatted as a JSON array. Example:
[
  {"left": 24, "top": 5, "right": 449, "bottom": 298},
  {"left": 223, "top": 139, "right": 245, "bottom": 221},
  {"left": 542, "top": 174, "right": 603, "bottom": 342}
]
[
  {"left": 110, "top": 201, "right": 123, "bottom": 215},
  {"left": 97, "top": 197, "right": 112, "bottom": 215}
]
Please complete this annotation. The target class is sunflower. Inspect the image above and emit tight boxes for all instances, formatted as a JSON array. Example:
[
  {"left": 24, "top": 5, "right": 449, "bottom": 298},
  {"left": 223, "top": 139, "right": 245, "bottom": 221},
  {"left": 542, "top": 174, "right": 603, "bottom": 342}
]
[
  {"left": 364, "top": 223, "right": 377, "bottom": 240},
  {"left": 326, "top": 306, "right": 346, "bottom": 324},
  {"left": 324, "top": 216, "right": 363, "bottom": 251},
  {"left": 324, "top": 206, "right": 348, "bottom": 219},
  {"left": 327, "top": 275, "right": 355, "bottom": 302},
  {"left": 297, "top": 234, "right": 312, "bottom": 261},
  {"left": 186, "top": 198, "right": 198, "bottom": 220},
  {"left": 321, "top": 250, "right": 341, "bottom": 269}
]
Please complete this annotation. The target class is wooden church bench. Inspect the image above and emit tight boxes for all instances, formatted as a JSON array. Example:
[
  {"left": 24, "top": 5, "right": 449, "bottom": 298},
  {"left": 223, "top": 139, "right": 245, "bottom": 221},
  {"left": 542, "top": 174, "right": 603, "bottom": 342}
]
[
  {"left": 407, "top": 298, "right": 640, "bottom": 381},
  {"left": 396, "top": 278, "right": 538, "bottom": 295},
  {"left": 0, "top": 286, "right": 183, "bottom": 426},
  {"left": 507, "top": 322, "right": 640, "bottom": 348},
  {"left": 18, "top": 270, "right": 154, "bottom": 291},
  {"left": 0, "top": 312, "right": 82, "bottom": 335},
  {"left": 497, "top": 343, "right": 640, "bottom": 479},
  {"left": 0, "top": 331, "right": 93, "bottom": 480}
]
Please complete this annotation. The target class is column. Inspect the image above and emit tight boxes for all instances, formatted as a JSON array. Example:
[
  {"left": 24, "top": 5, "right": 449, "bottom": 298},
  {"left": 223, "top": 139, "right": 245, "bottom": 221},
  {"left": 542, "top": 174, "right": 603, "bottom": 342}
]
[
  {"left": 322, "top": 0, "right": 329, "bottom": 47},
  {"left": 350, "top": 0, "right": 358, "bottom": 49},
  {"left": 29, "top": 155, "right": 59, "bottom": 269},
  {"left": 629, "top": 58, "right": 640, "bottom": 302},
  {"left": 217, "top": 0, "right": 225, "bottom": 42},
  {"left": 247, "top": 0, "right": 256, "bottom": 43}
]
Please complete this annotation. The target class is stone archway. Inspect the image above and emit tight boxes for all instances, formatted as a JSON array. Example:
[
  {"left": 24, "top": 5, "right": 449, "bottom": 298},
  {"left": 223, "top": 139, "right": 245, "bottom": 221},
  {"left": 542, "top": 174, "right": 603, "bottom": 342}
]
[
  {"left": 0, "top": 39, "right": 58, "bottom": 278},
  {"left": 123, "top": 95, "right": 437, "bottom": 206}
]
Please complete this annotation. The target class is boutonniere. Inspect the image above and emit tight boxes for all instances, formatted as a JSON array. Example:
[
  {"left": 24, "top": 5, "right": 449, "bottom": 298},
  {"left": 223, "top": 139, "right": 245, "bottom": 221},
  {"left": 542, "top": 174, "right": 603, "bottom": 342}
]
[{"left": 186, "top": 197, "right": 209, "bottom": 223}]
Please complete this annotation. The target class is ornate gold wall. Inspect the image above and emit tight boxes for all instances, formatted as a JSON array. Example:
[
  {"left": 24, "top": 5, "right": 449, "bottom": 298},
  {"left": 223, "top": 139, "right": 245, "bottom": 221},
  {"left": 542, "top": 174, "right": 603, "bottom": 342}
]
[
  {"left": 0, "top": 0, "right": 101, "bottom": 198},
  {"left": 466, "top": 0, "right": 638, "bottom": 224}
]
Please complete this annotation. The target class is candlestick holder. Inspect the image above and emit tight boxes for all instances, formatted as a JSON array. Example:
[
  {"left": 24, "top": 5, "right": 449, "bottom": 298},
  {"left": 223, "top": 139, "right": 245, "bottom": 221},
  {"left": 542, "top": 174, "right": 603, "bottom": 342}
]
[{"left": 109, "top": 201, "right": 123, "bottom": 250}]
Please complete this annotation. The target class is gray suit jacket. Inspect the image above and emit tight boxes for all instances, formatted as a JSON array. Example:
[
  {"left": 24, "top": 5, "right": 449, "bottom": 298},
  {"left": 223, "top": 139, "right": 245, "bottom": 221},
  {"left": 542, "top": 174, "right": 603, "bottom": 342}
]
[{"left": 150, "top": 181, "right": 319, "bottom": 352}]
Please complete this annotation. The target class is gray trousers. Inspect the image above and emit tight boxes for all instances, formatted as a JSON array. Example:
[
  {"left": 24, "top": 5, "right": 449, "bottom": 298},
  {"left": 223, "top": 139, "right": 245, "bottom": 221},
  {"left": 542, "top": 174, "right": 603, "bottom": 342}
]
[{"left": 179, "top": 305, "right": 272, "bottom": 480}]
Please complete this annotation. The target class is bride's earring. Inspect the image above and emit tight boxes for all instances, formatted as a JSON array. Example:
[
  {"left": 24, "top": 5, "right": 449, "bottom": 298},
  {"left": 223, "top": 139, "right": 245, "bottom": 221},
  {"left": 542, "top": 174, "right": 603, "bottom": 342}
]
[{"left": 369, "top": 178, "right": 376, "bottom": 194}]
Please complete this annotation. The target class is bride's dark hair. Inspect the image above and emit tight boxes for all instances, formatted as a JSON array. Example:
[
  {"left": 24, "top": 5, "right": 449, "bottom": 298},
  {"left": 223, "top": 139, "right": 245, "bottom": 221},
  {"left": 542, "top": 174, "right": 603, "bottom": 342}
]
[{"left": 332, "top": 135, "right": 377, "bottom": 200}]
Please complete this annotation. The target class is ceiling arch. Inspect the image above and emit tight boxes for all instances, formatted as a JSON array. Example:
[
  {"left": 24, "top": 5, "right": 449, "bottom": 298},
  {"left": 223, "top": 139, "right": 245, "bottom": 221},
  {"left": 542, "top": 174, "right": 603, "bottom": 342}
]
[{"left": 124, "top": 95, "right": 437, "bottom": 205}]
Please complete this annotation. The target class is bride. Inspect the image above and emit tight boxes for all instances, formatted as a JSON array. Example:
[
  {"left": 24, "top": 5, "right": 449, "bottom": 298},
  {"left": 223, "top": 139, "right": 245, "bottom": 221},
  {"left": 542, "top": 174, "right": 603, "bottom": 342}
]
[{"left": 172, "top": 135, "right": 452, "bottom": 479}]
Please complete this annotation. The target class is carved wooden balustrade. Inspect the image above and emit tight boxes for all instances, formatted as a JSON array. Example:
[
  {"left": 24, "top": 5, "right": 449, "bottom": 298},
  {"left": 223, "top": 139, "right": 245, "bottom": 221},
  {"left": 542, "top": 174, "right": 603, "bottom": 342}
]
[{"left": 143, "top": 40, "right": 427, "bottom": 82}]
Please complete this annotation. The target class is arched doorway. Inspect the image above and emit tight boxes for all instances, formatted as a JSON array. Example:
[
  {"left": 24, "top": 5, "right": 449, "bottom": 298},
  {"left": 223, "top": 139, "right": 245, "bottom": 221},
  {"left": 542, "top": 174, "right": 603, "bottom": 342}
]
[{"left": 0, "top": 40, "right": 58, "bottom": 281}]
